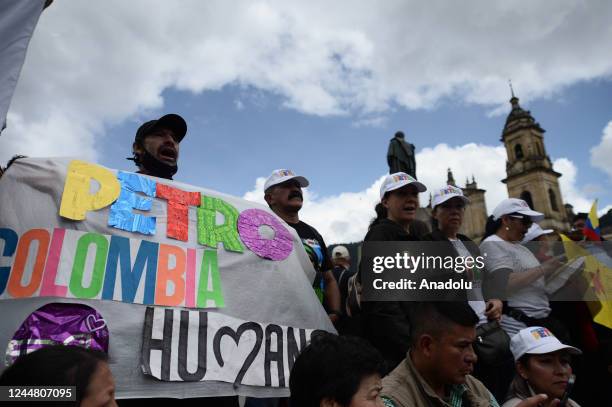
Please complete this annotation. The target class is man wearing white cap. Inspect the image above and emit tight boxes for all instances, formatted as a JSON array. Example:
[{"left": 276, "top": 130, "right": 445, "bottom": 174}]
[
  {"left": 381, "top": 303, "right": 553, "bottom": 407},
  {"left": 264, "top": 169, "right": 341, "bottom": 324}
]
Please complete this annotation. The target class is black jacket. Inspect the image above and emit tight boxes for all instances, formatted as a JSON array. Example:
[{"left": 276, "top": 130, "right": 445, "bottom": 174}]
[
  {"left": 360, "top": 219, "right": 418, "bottom": 372},
  {"left": 421, "top": 229, "right": 480, "bottom": 257},
  {"left": 422, "top": 229, "right": 494, "bottom": 301}
]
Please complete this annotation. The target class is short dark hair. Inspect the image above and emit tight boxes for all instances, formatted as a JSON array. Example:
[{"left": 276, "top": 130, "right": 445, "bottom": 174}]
[
  {"left": 409, "top": 302, "right": 479, "bottom": 346},
  {"left": 0, "top": 345, "right": 108, "bottom": 406},
  {"left": 369, "top": 202, "right": 388, "bottom": 229},
  {"left": 290, "top": 333, "right": 385, "bottom": 407},
  {"left": 482, "top": 215, "right": 503, "bottom": 240}
]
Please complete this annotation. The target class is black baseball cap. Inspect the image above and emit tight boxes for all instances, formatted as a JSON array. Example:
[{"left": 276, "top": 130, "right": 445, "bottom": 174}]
[{"left": 135, "top": 114, "right": 187, "bottom": 143}]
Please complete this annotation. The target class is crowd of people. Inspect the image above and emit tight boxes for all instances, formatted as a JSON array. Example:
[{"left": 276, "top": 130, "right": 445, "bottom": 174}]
[{"left": 1, "top": 113, "right": 611, "bottom": 406}]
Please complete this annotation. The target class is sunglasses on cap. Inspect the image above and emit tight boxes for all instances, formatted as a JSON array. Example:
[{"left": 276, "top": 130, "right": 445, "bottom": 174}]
[{"left": 508, "top": 214, "right": 533, "bottom": 226}]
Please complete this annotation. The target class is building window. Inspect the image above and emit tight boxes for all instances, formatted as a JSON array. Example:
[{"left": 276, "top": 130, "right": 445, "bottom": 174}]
[
  {"left": 536, "top": 142, "right": 542, "bottom": 156},
  {"left": 515, "top": 144, "right": 524, "bottom": 159},
  {"left": 521, "top": 191, "right": 534, "bottom": 210},
  {"left": 549, "top": 189, "right": 559, "bottom": 211}
]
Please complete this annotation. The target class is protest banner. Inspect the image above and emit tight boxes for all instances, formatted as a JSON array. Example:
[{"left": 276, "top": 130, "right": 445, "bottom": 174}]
[{"left": 0, "top": 157, "right": 334, "bottom": 398}]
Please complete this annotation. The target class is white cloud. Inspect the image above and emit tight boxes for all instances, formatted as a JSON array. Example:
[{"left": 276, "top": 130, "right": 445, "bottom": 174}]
[
  {"left": 553, "top": 157, "right": 592, "bottom": 212},
  {"left": 590, "top": 120, "right": 612, "bottom": 180},
  {"left": 598, "top": 205, "right": 612, "bottom": 216},
  {"left": 3, "top": 1, "right": 612, "bottom": 162},
  {"left": 415, "top": 143, "right": 508, "bottom": 214}
]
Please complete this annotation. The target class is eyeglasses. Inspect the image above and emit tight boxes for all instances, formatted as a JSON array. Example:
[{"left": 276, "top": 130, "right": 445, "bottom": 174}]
[{"left": 509, "top": 214, "right": 533, "bottom": 226}]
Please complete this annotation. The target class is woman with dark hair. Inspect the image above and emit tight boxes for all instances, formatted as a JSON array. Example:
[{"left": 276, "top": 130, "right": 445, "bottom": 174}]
[
  {"left": 423, "top": 185, "right": 503, "bottom": 322},
  {"left": 359, "top": 172, "right": 427, "bottom": 372},
  {"left": 503, "top": 326, "right": 582, "bottom": 407},
  {"left": 0, "top": 345, "right": 116, "bottom": 406},
  {"left": 480, "top": 198, "right": 568, "bottom": 341},
  {"left": 290, "top": 332, "right": 386, "bottom": 407}
]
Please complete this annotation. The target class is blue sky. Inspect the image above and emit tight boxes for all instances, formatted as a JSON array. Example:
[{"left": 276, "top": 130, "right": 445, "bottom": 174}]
[
  {"left": 2, "top": 1, "right": 612, "bottom": 242},
  {"left": 98, "top": 79, "right": 612, "bottom": 200}
]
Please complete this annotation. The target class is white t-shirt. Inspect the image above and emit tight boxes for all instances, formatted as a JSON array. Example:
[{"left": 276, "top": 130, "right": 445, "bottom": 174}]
[
  {"left": 450, "top": 238, "right": 488, "bottom": 326},
  {"left": 480, "top": 235, "right": 550, "bottom": 336}
]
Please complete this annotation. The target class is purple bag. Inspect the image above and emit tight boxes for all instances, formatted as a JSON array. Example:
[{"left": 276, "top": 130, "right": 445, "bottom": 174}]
[{"left": 5, "top": 303, "right": 109, "bottom": 366}]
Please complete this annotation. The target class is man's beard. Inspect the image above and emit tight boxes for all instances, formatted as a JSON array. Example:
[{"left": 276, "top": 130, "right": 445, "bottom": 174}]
[{"left": 138, "top": 148, "right": 178, "bottom": 180}]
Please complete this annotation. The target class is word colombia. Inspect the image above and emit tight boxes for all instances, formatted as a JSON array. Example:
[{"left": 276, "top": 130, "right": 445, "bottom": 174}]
[
  {"left": 0, "top": 159, "right": 335, "bottom": 392},
  {"left": 0, "top": 160, "right": 297, "bottom": 308}
]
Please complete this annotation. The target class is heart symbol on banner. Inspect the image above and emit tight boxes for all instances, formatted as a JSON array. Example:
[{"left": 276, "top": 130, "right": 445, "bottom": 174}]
[
  {"left": 85, "top": 315, "right": 107, "bottom": 333},
  {"left": 213, "top": 322, "right": 264, "bottom": 387}
]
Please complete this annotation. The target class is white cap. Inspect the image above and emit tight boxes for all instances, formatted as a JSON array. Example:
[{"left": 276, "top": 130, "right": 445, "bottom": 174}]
[
  {"left": 510, "top": 326, "right": 581, "bottom": 361},
  {"left": 332, "top": 245, "right": 350, "bottom": 259},
  {"left": 432, "top": 185, "right": 470, "bottom": 209},
  {"left": 380, "top": 172, "right": 427, "bottom": 200},
  {"left": 521, "top": 223, "right": 554, "bottom": 243},
  {"left": 492, "top": 198, "right": 544, "bottom": 222},
  {"left": 264, "top": 169, "right": 309, "bottom": 192}
]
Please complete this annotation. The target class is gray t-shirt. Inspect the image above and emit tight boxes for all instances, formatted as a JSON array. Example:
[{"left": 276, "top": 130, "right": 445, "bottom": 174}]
[{"left": 480, "top": 235, "right": 550, "bottom": 336}]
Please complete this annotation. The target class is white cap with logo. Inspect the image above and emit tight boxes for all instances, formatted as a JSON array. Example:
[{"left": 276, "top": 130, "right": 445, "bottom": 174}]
[
  {"left": 264, "top": 169, "right": 310, "bottom": 192},
  {"left": 332, "top": 245, "right": 350, "bottom": 259},
  {"left": 510, "top": 326, "right": 581, "bottom": 361},
  {"left": 380, "top": 172, "right": 427, "bottom": 200},
  {"left": 432, "top": 185, "right": 470, "bottom": 209},
  {"left": 521, "top": 223, "right": 554, "bottom": 243},
  {"left": 492, "top": 198, "right": 544, "bottom": 222}
]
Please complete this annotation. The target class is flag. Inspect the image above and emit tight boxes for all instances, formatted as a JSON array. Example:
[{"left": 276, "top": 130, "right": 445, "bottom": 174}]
[
  {"left": 561, "top": 234, "right": 612, "bottom": 329},
  {"left": 0, "top": 0, "right": 47, "bottom": 134},
  {"left": 584, "top": 199, "right": 602, "bottom": 241}
]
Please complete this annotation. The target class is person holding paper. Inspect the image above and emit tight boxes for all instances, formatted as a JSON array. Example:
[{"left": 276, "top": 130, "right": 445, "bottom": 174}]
[{"left": 480, "top": 198, "right": 569, "bottom": 343}]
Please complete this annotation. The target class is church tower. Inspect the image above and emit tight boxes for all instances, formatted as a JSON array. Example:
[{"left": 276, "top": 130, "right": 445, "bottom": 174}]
[
  {"left": 500, "top": 88, "right": 569, "bottom": 231},
  {"left": 461, "top": 175, "right": 488, "bottom": 240}
]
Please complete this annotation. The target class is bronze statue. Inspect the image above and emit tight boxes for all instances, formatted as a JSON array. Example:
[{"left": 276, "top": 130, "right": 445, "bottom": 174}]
[{"left": 387, "top": 131, "right": 416, "bottom": 177}]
